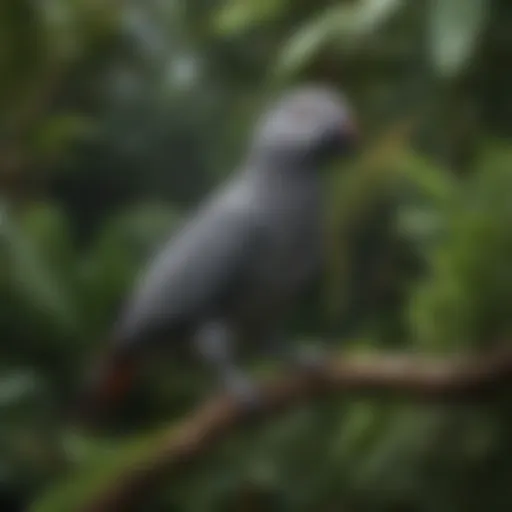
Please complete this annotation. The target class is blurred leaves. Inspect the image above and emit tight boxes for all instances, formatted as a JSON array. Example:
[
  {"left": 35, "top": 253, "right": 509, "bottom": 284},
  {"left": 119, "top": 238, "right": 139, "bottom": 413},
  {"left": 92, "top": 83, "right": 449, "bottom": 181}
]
[
  {"left": 409, "top": 142, "right": 512, "bottom": 351},
  {"left": 429, "top": 0, "right": 488, "bottom": 78},
  {"left": 30, "top": 423, "right": 186, "bottom": 512},
  {"left": 214, "top": 0, "right": 290, "bottom": 35},
  {"left": 275, "top": 0, "right": 405, "bottom": 77},
  {"left": 0, "top": 371, "right": 40, "bottom": 409},
  {"left": 78, "top": 202, "right": 179, "bottom": 337},
  {"left": 1, "top": 0, "right": 511, "bottom": 510},
  {"left": 0, "top": 205, "right": 80, "bottom": 340},
  {"left": 30, "top": 114, "right": 96, "bottom": 163}
]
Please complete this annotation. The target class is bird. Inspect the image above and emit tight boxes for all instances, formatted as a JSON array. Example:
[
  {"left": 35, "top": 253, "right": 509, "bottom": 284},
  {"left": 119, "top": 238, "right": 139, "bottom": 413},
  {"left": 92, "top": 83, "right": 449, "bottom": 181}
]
[{"left": 77, "top": 84, "right": 359, "bottom": 424}]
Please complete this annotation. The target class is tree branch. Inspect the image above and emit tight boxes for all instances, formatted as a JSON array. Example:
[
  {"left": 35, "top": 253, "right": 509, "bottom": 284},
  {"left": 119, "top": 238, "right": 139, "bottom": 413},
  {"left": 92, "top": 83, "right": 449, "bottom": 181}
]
[{"left": 82, "top": 347, "right": 512, "bottom": 512}]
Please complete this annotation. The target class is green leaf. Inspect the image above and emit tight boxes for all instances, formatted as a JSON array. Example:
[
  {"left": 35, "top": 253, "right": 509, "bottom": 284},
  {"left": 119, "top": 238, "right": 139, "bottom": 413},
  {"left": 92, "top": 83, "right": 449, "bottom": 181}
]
[
  {"left": 408, "top": 144, "right": 512, "bottom": 350},
  {"left": 275, "top": 0, "right": 405, "bottom": 77},
  {"left": 214, "top": 0, "right": 289, "bottom": 35},
  {"left": 395, "top": 150, "right": 456, "bottom": 203},
  {"left": 0, "top": 370, "right": 39, "bottom": 409},
  {"left": 0, "top": 205, "right": 81, "bottom": 337},
  {"left": 77, "top": 202, "right": 179, "bottom": 337},
  {"left": 31, "top": 113, "right": 96, "bottom": 162},
  {"left": 30, "top": 426, "right": 178, "bottom": 512},
  {"left": 429, "top": 0, "right": 488, "bottom": 78}
]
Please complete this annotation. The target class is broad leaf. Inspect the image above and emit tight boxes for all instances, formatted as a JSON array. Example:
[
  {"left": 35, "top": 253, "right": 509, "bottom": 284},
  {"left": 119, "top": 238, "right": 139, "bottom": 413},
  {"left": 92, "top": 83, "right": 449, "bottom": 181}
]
[
  {"left": 429, "top": 0, "right": 488, "bottom": 78},
  {"left": 275, "top": 0, "right": 405, "bottom": 77}
]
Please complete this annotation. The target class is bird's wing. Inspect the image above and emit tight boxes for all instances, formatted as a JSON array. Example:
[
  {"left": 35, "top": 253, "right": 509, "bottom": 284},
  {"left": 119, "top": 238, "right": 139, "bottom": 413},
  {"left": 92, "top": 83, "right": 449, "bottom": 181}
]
[
  {"left": 113, "top": 198, "right": 267, "bottom": 347},
  {"left": 77, "top": 198, "right": 267, "bottom": 423}
]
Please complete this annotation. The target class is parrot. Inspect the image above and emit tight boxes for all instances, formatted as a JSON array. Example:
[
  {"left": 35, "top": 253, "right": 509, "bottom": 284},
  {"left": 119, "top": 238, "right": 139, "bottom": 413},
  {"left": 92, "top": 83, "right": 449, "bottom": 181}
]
[{"left": 77, "top": 84, "right": 359, "bottom": 423}]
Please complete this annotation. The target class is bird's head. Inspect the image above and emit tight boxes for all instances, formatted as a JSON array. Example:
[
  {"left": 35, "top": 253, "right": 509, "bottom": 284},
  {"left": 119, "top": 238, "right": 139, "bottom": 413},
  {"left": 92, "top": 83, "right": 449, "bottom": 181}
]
[{"left": 250, "top": 85, "right": 359, "bottom": 169}]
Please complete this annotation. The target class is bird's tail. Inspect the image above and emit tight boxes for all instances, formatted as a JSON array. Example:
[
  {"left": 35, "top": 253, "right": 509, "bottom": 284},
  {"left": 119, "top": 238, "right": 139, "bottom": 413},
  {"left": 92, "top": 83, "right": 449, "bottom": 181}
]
[{"left": 73, "top": 347, "right": 137, "bottom": 429}]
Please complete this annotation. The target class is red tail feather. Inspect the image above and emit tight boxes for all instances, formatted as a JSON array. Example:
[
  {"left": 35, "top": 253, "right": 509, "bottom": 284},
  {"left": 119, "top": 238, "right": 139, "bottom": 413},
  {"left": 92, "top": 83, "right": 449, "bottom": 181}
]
[{"left": 75, "top": 350, "right": 137, "bottom": 427}]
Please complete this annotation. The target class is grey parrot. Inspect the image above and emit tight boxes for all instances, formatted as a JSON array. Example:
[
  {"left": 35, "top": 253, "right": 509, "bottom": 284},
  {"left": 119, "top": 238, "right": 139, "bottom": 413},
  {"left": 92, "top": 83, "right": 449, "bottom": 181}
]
[{"left": 79, "top": 84, "right": 359, "bottom": 421}]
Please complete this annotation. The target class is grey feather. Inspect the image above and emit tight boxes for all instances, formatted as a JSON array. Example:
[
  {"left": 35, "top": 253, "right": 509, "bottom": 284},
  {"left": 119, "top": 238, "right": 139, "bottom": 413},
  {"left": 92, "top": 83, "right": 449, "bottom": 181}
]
[
  {"left": 113, "top": 180, "right": 268, "bottom": 348},
  {"left": 106, "top": 84, "right": 358, "bottom": 397}
]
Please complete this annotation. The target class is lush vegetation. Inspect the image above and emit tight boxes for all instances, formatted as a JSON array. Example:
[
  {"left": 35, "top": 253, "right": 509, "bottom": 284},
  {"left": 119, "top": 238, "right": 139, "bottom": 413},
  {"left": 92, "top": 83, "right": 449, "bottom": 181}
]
[{"left": 1, "top": 0, "right": 511, "bottom": 510}]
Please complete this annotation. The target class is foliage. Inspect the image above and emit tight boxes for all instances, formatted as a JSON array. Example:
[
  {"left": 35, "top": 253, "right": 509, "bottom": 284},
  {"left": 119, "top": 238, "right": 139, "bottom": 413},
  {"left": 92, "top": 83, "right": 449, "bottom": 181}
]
[
  {"left": 410, "top": 142, "right": 512, "bottom": 351},
  {"left": 0, "top": 0, "right": 511, "bottom": 510}
]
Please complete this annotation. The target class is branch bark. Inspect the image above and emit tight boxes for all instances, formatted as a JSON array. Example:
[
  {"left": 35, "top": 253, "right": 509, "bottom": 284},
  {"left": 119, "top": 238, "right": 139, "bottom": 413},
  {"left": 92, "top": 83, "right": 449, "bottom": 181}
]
[{"left": 82, "top": 347, "right": 512, "bottom": 512}]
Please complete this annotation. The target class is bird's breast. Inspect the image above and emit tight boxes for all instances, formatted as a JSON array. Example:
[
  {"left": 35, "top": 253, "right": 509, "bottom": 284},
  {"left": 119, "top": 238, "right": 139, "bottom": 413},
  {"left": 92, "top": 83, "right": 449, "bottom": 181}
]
[{"left": 232, "top": 183, "right": 323, "bottom": 334}]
